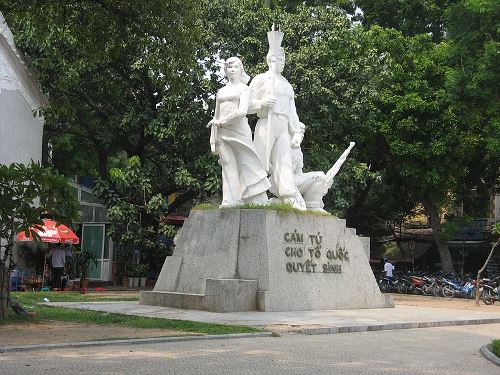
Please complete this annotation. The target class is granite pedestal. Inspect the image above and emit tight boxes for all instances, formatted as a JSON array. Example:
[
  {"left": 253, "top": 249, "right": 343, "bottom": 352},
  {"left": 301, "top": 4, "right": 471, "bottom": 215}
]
[{"left": 140, "top": 209, "right": 393, "bottom": 312}]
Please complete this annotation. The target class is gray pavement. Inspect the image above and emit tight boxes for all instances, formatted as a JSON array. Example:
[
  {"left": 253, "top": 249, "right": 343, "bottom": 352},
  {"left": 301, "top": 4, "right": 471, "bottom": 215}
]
[
  {"left": 46, "top": 301, "right": 500, "bottom": 334},
  {"left": 1, "top": 324, "right": 499, "bottom": 374}
]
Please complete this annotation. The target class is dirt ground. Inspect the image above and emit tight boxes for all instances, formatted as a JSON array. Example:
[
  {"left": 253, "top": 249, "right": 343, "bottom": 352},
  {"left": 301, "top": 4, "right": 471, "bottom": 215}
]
[
  {"left": 392, "top": 293, "right": 500, "bottom": 311},
  {"left": 1, "top": 292, "right": 499, "bottom": 347},
  {"left": 0, "top": 322, "right": 195, "bottom": 347}
]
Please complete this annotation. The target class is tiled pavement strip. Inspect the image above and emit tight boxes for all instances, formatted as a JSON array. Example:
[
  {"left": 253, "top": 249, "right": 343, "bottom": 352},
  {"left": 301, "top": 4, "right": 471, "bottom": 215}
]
[
  {"left": 46, "top": 301, "right": 500, "bottom": 334},
  {"left": 2, "top": 301, "right": 499, "bottom": 353}
]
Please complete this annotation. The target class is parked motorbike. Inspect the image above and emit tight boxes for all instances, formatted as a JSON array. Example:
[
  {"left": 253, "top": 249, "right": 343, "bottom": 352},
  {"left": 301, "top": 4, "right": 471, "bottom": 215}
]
[
  {"left": 440, "top": 276, "right": 476, "bottom": 298},
  {"left": 373, "top": 269, "right": 499, "bottom": 304},
  {"left": 482, "top": 276, "right": 500, "bottom": 305},
  {"left": 378, "top": 276, "right": 399, "bottom": 293}
]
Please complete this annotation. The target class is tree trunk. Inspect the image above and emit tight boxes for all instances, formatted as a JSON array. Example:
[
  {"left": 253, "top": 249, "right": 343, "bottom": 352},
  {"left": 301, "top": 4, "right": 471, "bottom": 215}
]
[
  {"left": 97, "top": 148, "right": 108, "bottom": 180},
  {"left": 41, "top": 132, "right": 50, "bottom": 167},
  {"left": 421, "top": 194, "right": 455, "bottom": 274},
  {"left": 0, "top": 262, "right": 9, "bottom": 320},
  {"left": 475, "top": 237, "right": 500, "bottom": 305},
  {"left": 0, "top": 221, "right": 14, "bottom": 321},
  {"left": 345, "top": 179, "right": 374, "bottom": 227}
]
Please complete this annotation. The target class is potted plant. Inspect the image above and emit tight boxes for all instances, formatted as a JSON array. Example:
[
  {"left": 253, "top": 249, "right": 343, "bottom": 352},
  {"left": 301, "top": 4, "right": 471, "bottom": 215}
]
[
  {"left": 137, "top": 264, "right": 148, "bottom": 287},
  {"left": 116, "top": 246, "right": 133, "bottom": 288},
  {"left": 126, "top": 264, "right": 134, "bottom": 288},
  {"left": 132, "top": 264, "right": 139, "bottom": 288},
  {"left": 126, "top": 264, "right": 140, "bottom": 288},
  {"left": 120, "top": 269, "right": 129, "bottom": 288},
  {"left": 73, "top": 246, "right": 98, "bottom": 290}
]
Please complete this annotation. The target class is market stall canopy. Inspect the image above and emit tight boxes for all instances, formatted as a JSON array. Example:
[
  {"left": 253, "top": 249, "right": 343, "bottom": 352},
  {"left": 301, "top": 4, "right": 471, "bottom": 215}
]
[
  {"left": 165, "top": 213, "right": 186, "bottom": 226},
  {"left": 17, "top": 219, "right": 79, "bottom": 244}
]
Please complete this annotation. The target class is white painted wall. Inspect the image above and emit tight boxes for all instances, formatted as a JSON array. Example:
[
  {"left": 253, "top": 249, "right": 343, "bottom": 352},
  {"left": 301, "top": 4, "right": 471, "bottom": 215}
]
[
  {"left": 0, "top": 13, "right": 47, "bottom": 265},
  {"left": 0, "top": 12, "right": 46, "bottom": 166},
  {"left": 493, "top": 195, "right": 500, "bottom": 221}
]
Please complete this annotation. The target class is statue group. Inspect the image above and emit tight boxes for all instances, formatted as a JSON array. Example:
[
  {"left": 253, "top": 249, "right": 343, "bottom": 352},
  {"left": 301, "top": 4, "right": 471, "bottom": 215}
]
[
  {"left": 208, "top": 27, "right": 354, "bottom": 212},
  {"left": 142, "top": 29, "right": 391, "bottom": 312}
]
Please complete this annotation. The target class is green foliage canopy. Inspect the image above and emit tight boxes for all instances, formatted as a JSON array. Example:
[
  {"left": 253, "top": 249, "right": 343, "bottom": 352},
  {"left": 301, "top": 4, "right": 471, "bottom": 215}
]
[{"left": 1, "top": 0, "right": 202, "bottom": 178}]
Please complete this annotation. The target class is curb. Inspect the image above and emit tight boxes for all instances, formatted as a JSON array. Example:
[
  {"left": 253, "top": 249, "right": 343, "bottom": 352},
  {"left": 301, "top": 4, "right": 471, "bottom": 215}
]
[
  {"left": 480, "top": 345, "right": 500, "bottom": 366},
  {"left": 0, "top": 332, "right": 273, "bottom": 353},
  {"left": 302, "top": 318, "right": 500, "bottom": 335}
]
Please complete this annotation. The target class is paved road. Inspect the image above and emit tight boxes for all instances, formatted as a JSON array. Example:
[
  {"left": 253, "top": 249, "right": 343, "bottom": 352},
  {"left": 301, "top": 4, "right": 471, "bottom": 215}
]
[{"left": 1, "top": 324, "right": 499, "bottom": 375}]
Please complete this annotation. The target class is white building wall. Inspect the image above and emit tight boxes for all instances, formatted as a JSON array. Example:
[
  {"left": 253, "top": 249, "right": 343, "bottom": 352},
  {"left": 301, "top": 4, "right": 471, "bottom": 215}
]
[
  {"left": 493, "top": 195, "right": 500, "bottom": 222},
  {"left": 0, "top": 12, "right": 46, "bottom": 166},
  {"left": 0, "top": 13, "right": 47, "bottom": 266}
]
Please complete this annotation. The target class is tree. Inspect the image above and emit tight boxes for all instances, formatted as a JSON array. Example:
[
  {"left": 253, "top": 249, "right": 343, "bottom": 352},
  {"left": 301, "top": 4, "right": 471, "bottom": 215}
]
[
  {"left": 446, "top": 0, "right": 500, "bottom": 203},
  {"left": 9, "top": 1, "right": 477, "bottom": 273},
  {"left": 352, "top": 0, "right": 500, "bottom": 273},
  {"left": 355, "top": 0, "right": 456, "bottom": 42},
  {"left": 200, "top": 1, "right": 392, "bottom": 218},
  {"left": 1, "top": 0, "right": 217, "bottom": 251},
  {"left": 0, "top": 163, "right": 79, "bottom": 320},
  {"left": 92, "top": 156, "right": 176, "bottom": 250},
  {"left": 349, "top": 1, "right": 500, "bottom": 271},
  {"left": 1, "top": 0, "right": 202, "bottom": 179},
  {"left": 359, "top": 26, "right": 481, "bottom": 273},
  {"left": 2, "top": 2, "right": 393, "bottom": 242},
  {"left": 475, "top": 222, "right": 500, "bottom": 305}
]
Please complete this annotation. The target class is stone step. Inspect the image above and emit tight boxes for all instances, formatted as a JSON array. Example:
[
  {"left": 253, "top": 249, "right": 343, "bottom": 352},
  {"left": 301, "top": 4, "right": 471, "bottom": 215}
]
[
  {"left": 141, "top": 278, "right": 259, "bottom": 312},
  {"left": 140, "top": 291, "right": 204, "bottom": 310}
]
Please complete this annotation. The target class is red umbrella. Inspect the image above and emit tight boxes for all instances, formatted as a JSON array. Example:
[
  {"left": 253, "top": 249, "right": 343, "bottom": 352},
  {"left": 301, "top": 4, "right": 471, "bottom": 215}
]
[
  {"left": 17, "top": 219, "right": 80, "bottom": 244},
  {"left": 165, "top": 213, "right": 186, "bottom": 226}
]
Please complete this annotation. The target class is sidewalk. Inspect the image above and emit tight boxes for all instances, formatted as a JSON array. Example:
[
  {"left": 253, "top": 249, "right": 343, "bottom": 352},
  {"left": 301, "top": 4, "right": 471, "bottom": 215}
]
[
  {"left": 45, "top": 294, "right": 500, "bottom": 335},
  {"left": 2, "top": 294, "right": 499, "bottom": 353}
]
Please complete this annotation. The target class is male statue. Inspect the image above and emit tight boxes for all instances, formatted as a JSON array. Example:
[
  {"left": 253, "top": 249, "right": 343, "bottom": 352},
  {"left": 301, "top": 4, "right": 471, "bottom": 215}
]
[{"left": 249, "top": 27, "right": 305, "bottom": 209}]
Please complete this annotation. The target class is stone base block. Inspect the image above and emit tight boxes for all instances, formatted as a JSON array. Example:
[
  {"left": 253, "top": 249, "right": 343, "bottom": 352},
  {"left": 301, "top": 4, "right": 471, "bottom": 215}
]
[
  {"left": 140, "top": 291, "right": 204, "bottom": 310},
  {"left": 144, "top": 209, "right": 392, "bottom": 312},
  {"left": 141, "top": 279, "right": 258, "bottom": 312},
  {"left": 204, "top": 279, "right": 257, "bottom": 312},
  {"left": 382, "top": 294, "right": 395, "bottom": 308}
]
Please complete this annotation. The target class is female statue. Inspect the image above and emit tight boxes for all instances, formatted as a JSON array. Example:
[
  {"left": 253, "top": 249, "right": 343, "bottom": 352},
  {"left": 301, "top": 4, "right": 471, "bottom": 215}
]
[{"left": 207, "top": 57, "right": 270, "bottom": 207}]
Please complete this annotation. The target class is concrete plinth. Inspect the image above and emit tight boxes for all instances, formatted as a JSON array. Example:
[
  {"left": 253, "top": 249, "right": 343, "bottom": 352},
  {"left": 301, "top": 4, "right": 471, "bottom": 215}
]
[
  {"left": 204, "top": 279, "right": 258, "bottom": 313},
  {"left": 140, "top": 209, "right": 393, "bottom": 312}
]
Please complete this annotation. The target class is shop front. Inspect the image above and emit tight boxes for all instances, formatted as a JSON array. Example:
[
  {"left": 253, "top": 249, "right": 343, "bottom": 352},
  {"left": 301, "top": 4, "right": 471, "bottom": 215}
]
[{"left": 72, "top": 182, "right": 113, "bottom": 282}]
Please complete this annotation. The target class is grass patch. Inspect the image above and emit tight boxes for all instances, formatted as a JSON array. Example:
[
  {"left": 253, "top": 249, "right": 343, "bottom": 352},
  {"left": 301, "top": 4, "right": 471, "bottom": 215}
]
[
  {"left": 11, "top": 291, "right": 139, "bottom": 305},
  {"left": 2, "top": 291, "right": 260, "bottom": 335},
  {"left": 192, "top": 203, "right": 218, "bottom": 210},
  {"left": 193, "top": 202, "right": 332, "bottom": 217},
  {"left": 491, "top": 339, "right": 500, "bottom": 357},
  {"left": 8, "top": 306, "right": 259, "bottom": 334}
]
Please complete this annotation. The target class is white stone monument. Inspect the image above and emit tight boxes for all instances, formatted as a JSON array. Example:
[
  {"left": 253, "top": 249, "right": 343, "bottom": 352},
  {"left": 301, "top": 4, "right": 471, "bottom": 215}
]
[
  {"left": 140, "top": 28, "right": 393, "bottom": 312},
  {"left": 141, "top": 209, "right": 392, "bottom": 311}
]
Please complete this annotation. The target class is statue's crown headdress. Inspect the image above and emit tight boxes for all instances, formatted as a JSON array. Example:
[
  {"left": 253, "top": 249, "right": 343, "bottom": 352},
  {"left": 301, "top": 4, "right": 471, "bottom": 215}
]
[{"left": 267, "top": 24, "right": 284, "bottom": 57}]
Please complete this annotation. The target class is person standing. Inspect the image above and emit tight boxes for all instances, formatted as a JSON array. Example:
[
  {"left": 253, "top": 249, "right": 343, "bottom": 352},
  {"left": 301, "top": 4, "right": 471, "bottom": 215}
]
[
  {"left": 384, "top": 258, "right": 395, "bottom": 279},
  {"left": 48, "top": 244, "right": 67, "bottom": 289}
]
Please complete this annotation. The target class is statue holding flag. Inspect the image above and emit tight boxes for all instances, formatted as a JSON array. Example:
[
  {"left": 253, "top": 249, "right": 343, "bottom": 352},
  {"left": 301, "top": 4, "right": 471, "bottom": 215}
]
[
  {"left": 249, "top": 25, "right": 305, "bottom": 210},
  {"left": 206, "top": 26, "right": 355, "bottom": 212}
]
